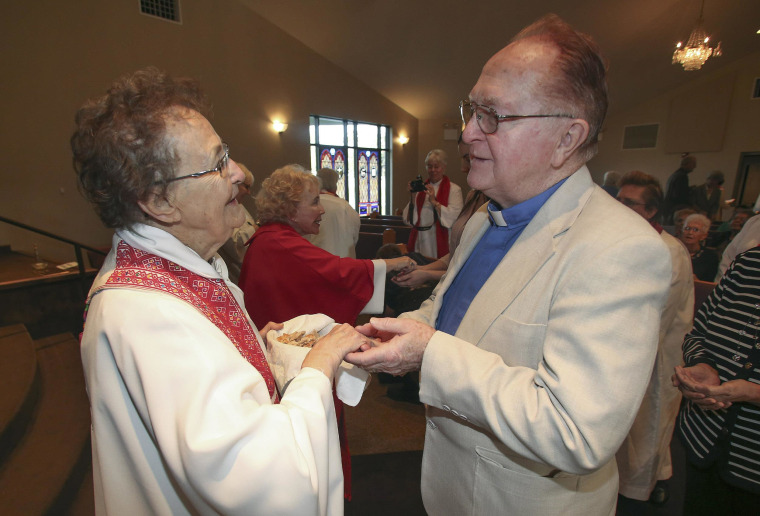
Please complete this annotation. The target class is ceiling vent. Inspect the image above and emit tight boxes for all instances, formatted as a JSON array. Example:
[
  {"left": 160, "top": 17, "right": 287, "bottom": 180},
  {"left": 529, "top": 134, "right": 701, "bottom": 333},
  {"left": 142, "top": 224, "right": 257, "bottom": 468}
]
[
  {"left": 622, "top": 123, "right": 659, "bottom": 150},
  {"left": 140, "top": 0, "right": 181, "bottom": 23}
]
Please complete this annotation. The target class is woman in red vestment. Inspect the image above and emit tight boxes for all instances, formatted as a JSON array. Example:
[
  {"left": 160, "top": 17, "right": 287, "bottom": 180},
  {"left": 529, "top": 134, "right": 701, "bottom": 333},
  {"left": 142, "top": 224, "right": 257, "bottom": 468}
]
[{"left": 238, "top": 164, "right": 414, "bottom": 499}]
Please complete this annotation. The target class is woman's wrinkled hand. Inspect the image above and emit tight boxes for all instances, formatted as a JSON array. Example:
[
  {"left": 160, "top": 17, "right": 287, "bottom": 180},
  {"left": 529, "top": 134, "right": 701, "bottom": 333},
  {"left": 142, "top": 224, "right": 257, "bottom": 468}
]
[
  {"left": 259, "top": 321, "right": 284, "bottom": 349},
  {"left": 302, "top": 323, "right": 373, "bottom": 381},
  {"left": 673, "top": 363, "right": 727, "bottom": 409}
]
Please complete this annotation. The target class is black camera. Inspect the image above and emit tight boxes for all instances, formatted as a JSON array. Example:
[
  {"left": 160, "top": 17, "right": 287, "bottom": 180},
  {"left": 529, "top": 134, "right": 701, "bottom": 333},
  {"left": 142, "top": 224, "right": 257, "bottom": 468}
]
[{"left": 410, "top": 175, "right": 426, "bottom": 192}]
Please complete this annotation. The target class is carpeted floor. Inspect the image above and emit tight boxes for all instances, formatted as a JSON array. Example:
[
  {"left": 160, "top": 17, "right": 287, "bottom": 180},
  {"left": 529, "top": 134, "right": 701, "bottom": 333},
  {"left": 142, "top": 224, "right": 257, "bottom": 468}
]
[
  {"left": 344, "top": 374, "right": 426, "bottom": 514},
  {"left": 344, "top": 374, "right": 425, "bottom": 456}
]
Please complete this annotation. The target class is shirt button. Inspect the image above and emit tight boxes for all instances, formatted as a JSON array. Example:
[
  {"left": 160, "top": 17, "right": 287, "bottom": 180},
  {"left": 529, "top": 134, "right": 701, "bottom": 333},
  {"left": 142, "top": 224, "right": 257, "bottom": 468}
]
[
  {"left": 745, "top": 362, "right": 753, "bottom": 370},
  {"left": 733, "top": 354, "right": 742, "bottom": 362}
]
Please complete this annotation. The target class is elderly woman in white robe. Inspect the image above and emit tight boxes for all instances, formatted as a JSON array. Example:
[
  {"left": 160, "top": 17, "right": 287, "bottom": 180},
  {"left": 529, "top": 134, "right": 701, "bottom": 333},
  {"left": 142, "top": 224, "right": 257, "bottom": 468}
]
[{"left": 72, "top": 68, "right": 367, "bottom": 515}]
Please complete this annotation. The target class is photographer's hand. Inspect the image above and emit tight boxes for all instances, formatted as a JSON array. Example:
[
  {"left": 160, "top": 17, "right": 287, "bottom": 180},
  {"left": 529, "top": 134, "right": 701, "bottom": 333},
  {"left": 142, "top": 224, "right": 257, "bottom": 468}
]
[{"left": 426, "top": 185, "right": 439, "bottom": 210}]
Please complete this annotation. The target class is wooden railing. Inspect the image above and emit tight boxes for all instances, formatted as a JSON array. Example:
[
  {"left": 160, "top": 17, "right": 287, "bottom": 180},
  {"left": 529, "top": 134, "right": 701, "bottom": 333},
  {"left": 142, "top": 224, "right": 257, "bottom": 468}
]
[{"left": 0, "top": 215, "right": 107, "bottom": 283}]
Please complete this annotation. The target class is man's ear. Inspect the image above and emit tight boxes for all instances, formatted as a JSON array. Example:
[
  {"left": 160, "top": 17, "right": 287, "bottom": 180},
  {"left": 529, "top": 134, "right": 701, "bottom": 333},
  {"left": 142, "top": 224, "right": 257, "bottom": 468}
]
[
  {"left": 551, "top": 119, "right": 590, "bottom": 168},
  {"left": 137, "top": 189, "right": 181, "bottom": 224}
]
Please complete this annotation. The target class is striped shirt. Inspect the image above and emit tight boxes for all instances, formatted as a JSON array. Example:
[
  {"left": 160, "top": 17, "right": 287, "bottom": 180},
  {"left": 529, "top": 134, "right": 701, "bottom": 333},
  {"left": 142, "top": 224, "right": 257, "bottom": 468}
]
[{"left": 677, "top": 246, "right": 760, "bottom": 494}]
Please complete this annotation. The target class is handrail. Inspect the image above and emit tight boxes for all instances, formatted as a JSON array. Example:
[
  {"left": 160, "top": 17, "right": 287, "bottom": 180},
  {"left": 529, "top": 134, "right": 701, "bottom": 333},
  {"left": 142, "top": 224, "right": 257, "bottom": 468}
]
[{"left": 0, "top": 215, "right": 107, "bottom": 281}]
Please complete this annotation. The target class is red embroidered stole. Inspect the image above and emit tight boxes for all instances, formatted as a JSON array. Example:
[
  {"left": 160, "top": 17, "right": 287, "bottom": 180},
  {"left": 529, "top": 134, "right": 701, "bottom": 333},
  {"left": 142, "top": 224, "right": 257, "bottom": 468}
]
[
  {"left": 408, "top": 175, "right": 451, "bottom": 257},
  {"left": 92, "top": 240, "right": 278, "bottom": 401}
]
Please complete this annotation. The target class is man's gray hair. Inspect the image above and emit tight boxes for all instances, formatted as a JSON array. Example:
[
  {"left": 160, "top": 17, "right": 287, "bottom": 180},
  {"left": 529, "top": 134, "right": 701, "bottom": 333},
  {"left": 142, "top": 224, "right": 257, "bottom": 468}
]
[{"left": 317, "top": 167, "right": 339, "bottom": 193}]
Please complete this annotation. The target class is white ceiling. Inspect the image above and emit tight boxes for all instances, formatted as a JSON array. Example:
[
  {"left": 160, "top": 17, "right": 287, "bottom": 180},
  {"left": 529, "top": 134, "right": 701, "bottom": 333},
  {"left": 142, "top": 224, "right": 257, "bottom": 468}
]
[{"left": 242, "top": 0, "right": 760, "bottom": 120}]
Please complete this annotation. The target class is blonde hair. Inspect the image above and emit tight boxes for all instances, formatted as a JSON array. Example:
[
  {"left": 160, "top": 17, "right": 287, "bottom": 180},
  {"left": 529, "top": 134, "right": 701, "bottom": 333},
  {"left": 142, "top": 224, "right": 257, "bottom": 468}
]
[
  {"left": 425, "top": 149, "right": 447, "bottom": 166},
  {"left": 256, "top": 164, "right": 318, "bottom": 224}
]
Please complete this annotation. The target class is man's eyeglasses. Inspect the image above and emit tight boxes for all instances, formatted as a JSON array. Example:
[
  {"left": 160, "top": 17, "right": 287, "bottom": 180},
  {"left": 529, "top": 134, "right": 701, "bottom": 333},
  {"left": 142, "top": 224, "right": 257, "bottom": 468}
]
[
  {"left": 617, "top": 198, "right": 648, "bottom": 208},
  {"left": 166, "top": 143, "right": 229, "bottom": 183},
  {"left": 459, "top": 100, "right": 575, "bottom": 135}
]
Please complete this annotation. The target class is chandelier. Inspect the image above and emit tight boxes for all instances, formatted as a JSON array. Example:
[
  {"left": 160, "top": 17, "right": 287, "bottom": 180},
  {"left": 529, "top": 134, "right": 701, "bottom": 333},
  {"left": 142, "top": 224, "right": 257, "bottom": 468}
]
[{"left": 672, "top": 0, "right": 722, "bottom": 71}]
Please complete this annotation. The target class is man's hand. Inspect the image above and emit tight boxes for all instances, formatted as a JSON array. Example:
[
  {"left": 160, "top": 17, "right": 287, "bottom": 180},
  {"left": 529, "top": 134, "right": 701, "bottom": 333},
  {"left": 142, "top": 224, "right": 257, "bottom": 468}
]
[{"left": 346, "top": 318, "right": 435, "bottom": 375}]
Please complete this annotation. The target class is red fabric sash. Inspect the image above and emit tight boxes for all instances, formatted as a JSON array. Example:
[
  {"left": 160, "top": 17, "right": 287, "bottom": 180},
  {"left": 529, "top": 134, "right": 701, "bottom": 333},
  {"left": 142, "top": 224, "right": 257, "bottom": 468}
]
[
  {"left": 91, "top": 240, "right": 279, "bottom": 402},
  {"left": 407, "top": 175, "right": 451, "bottom": 258},
  {"left": 649, "top": 220, "right": 664, "bottom": 234}
]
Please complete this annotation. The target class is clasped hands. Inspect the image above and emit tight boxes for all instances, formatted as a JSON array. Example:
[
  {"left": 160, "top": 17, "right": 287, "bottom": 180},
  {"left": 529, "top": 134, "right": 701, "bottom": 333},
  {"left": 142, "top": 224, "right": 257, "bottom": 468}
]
[
  {"left": 672, "top": 363, "right": 760, "bottom": 410},
  {"left": 263, "top": 318, "right": 433, "bottom": 381},
  {"left": 345, "top": 318, "right": 435, "bottom": 375}
]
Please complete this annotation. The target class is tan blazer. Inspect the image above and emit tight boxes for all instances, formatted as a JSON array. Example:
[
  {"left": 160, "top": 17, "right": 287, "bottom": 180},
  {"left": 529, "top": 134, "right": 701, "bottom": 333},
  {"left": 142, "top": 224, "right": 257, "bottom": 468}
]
[{"left": 401, "top": 167, "right": 672, "bottom": 515}]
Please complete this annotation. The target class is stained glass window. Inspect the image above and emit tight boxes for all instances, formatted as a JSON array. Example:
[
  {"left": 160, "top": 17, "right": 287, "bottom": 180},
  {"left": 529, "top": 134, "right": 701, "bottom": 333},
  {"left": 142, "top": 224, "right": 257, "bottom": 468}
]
[{"left": 310, "top": 116, "right": 391, "bottom": 215}]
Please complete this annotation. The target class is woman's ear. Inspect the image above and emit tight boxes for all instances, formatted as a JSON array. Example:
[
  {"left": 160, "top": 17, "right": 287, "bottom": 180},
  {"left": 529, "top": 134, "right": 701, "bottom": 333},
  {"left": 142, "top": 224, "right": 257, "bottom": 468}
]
[{"left": 137, "top": 189, "right": 181, "bottom": 224}]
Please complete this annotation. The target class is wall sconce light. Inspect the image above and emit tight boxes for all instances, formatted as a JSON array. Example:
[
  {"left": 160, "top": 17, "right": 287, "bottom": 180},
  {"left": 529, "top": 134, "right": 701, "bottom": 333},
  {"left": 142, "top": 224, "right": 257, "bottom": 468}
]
[
  {"left": 397, "top": 135, "right": 409, "bottom": 145},
  {"left": 272, "top": 120, "right": 288, "bottom": 133}
]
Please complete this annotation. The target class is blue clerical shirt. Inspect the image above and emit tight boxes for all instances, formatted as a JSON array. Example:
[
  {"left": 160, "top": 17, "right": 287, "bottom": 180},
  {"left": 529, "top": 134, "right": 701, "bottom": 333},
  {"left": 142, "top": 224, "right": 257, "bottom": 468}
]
[{"left": 435, "top": 179, "right": 567, "bottom": 334}]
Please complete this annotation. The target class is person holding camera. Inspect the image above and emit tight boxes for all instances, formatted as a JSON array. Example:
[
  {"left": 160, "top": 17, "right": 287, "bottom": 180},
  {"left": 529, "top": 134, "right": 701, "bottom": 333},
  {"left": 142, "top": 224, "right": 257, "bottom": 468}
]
[{"left": 403, "top": 149, "right": 463, "bottom": 259}]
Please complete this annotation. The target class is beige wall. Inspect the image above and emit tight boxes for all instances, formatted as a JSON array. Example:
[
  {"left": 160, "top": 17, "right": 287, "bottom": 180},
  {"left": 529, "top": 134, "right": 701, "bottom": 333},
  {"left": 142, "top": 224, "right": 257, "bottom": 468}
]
[
  {"left": 0, "top": 0, "right": 418, "bottom": 260},
  {"left": 589, "top": 51, "right": 760, "bottom": 216}
]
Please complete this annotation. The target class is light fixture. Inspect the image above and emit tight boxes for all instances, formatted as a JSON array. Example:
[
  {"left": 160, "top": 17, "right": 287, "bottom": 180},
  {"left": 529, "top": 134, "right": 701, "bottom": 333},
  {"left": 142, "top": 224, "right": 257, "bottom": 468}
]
[
  {"left": 672, "top": 0, "right": 722, "bottom": 71},
  {"left": 272, "top": 120, "right": 288, "bottom": 133},
  {"left": 397, "top": 135, "right": 409, "bottom": 145}
]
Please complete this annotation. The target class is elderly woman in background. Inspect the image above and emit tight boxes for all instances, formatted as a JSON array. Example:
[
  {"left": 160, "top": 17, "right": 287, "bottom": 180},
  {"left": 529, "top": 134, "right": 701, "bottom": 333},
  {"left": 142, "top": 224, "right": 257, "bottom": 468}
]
[
  {"left": 217, "top": 163, "right": 257, "bottom": 283},
  {"left": 403, "top": 149, "right": 464, "bottom": 259},
  {"left": 238, "top": 164, "right": 414, "bottom": 498},
  {"left": 72, "top": 68, "right": 367, "bottom": 515},
  {"left": 679, "top": 213, "right": 720, "bottom": 281},
  {"left": 239, "top": 165, "right": 413, "bottom": 328},
  {"left": 673, "top": 246, "right": 760, "bottom": 514}
]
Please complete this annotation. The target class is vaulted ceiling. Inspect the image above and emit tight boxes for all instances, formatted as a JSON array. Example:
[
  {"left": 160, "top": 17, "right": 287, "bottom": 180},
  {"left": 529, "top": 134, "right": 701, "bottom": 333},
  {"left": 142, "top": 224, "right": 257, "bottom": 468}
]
[{"left": 242, "top": 0, "right": 760, "bottom": 120}]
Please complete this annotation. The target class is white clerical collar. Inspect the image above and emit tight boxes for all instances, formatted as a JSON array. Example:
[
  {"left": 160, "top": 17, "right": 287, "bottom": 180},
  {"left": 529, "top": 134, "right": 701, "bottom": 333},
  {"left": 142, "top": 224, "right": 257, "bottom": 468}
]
[{"left": 487, "top": 205, "right": 508, "bottom": 227}]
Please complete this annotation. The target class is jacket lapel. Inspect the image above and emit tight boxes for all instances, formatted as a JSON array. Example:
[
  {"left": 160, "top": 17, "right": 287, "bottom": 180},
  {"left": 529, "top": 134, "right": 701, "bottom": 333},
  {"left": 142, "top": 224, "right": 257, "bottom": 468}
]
[{"left": 435, "top": 167, "right": 596, "bottom": 345}]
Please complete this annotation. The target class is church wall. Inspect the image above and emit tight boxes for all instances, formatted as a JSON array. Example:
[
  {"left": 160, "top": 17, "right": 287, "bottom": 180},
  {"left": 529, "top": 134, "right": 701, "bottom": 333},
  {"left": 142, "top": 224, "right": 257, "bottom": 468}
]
[{"left": 0, "top": 0, "right": 418, "bottom": 260}]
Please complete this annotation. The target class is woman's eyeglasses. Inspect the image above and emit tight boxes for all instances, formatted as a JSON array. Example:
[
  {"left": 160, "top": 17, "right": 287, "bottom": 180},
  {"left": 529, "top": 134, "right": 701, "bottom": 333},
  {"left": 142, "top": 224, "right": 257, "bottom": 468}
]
[{"left": 166, "top": 143, "right": 229, "bottom": 183}]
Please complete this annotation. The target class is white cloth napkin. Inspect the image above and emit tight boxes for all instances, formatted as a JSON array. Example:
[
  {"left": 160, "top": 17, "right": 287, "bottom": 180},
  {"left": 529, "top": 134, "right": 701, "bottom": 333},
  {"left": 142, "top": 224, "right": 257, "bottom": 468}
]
[{"left": 266, "top": 313, "right": 371, "bottom": 407}]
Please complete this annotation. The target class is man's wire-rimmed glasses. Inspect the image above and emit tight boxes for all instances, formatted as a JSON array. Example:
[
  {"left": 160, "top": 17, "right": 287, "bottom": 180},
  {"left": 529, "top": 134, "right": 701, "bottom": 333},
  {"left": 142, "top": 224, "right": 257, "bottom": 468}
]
[
  {"left": 459, "top": 100, "right": 575, "bottom": 135},
  {"left": 166, "top": 143, "right": 230, "bottom": 183}
]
